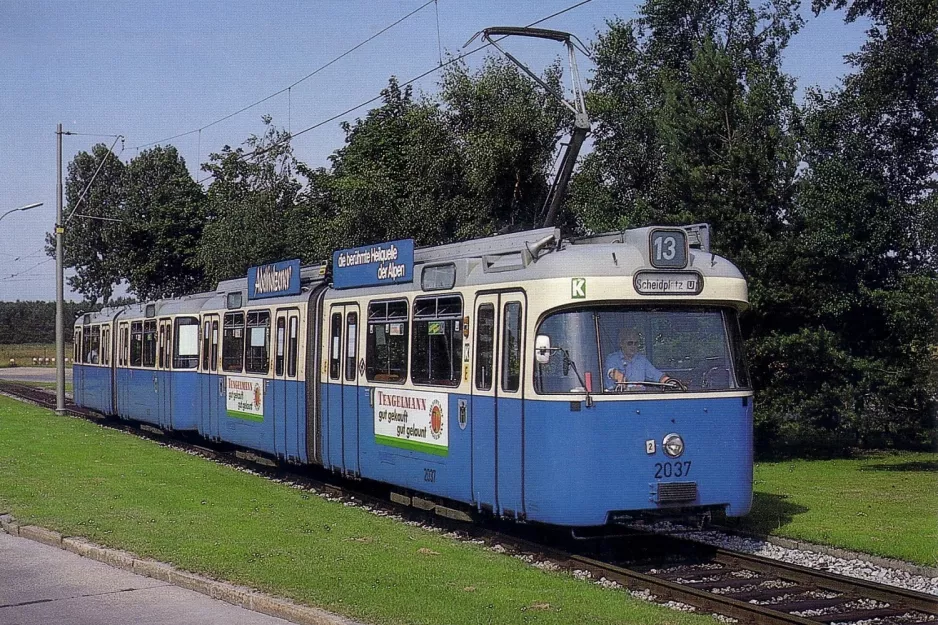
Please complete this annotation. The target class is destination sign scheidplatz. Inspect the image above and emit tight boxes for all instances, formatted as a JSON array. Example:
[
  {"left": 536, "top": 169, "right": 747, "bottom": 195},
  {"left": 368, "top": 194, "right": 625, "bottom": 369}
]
[
  {"left": 333, "top": 239, "right": 414, "bottom": 289},
  {"left": 633, "top": 271, "right": 703, "bottom": 295},
  {"left": 248, "top": 259, "right": 301, "bottom": 300}
]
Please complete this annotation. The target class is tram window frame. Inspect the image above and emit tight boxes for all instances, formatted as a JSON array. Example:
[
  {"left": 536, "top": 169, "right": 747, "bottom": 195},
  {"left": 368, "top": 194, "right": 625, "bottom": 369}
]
[
  {"left": 411, "top": 295, "right": 463, "bottom": 387},
  {"left": 210, "top": 320, "right": 219, "bottom": 372},
  {"left": 329, "top": 312, "right": 342, "bottom": 380},
  {"left": 158, "top": 325, "right": 165, "bottom": 368},
  {"left": 222, "top": 312, "right": 245, "bottom": 373},
  {"left": 202, "top": 320, "right": 211, "bottom": 371},
  {"left": 130, "top": 321, "right": 143, "bottom": 367},
  {"left": 345, "top": 311, "right": 358, "bottom": 381},
  {"left": 287, "top": 315, "right": 299, "bottom": 378},
  {"left": 421, "top": 263, "right": 456, "bottom": 291},
  {"left": 365, "top": 299, "right": 409, "bottom": 384},
  {"left": 101, "top": 326, "right": 110, "bottom": 366},
  {"left": 475, "top": 304, "right": 495, "bottom": 391},
  {"left": 501, "top": 302, "right": 522, "bottom": 393},
  {"left": 120, "top": 325, "right": 129, "bottom": 367},
  {"left": 84, "top": 325, "right": 100, "bottom": 364},
  {"left": 276, "top": 317, "right": 286, "bottom": 376},
  {"left": 173, "top": 317, "right": 200, "bottom": 369},
  {"left": 245, "top": 310, "right": 271, "bottom": 375},
  {"left": 142, "top": 320, "right": 157, "bottom": 368},
  {"left": 73, "top": 329, "right": 81, "bottom": 363}
]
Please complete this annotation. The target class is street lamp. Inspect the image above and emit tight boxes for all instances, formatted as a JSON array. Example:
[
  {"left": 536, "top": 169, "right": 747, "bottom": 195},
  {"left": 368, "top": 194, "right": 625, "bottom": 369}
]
[{"left": 0, "top": 202, "right": 43, "bottom": 224}]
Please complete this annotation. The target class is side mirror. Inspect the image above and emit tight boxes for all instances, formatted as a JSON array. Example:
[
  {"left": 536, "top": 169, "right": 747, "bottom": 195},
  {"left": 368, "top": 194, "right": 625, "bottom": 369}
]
[{"left": 534, "top": 334, "right": 551, "bottom": 364}]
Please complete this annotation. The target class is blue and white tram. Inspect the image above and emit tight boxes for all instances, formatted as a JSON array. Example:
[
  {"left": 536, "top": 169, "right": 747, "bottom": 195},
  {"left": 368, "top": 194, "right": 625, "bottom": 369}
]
[{"left": 73, "top": 224, "right": 753, "bottom": 527}]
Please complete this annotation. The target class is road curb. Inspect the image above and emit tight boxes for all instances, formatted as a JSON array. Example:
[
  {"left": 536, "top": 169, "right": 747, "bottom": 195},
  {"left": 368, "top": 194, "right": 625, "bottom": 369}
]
[{"left": 1, "top": 515, "right": 359, "bottom": 625}]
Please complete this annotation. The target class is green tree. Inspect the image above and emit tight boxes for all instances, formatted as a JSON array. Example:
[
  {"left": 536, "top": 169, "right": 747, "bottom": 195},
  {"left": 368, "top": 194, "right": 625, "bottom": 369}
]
[
  {"left": 440, "top": 56, "right": 569, "bottom": 233},
  {"left": 756, "top": 0, "right": 938, "bottom": 452},
  {"left": 46, "top": 144, "right": 126, "bottom": 303},
  {"left": 324, "top": 77, "right": 473, "bottom": 249},
  {"left": 121, "top": 146, "right": 208, "bottom": 299},
  {"left": 569, "top": 0, "right": 802, "bottom": 251},
  {"left": 198, "top": 116, "right": 307, "bottom": 284}
]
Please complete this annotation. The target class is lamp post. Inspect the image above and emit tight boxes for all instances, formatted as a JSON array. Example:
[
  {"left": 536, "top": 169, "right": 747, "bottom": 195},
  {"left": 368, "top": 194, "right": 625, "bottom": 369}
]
[{"left": 0, "top": 202, "right": 43, "bottom": 224}]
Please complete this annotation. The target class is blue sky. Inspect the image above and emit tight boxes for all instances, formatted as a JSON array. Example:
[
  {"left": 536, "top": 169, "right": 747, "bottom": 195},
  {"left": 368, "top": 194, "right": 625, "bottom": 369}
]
[{"left": 0, "top": 0, "right": 866, "bottom": 302}]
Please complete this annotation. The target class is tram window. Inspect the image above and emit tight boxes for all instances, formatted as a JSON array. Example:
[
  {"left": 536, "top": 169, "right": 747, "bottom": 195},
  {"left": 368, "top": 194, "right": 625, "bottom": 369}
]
[
  {"left": 202, "top": 321, "right": 211, "bottom": 370},
  {"left": 276, "top": 317, "right": 286, "bottom": 376},
  {"left": 123, "top": 326, "right": 129, "bottom": 366},
  {"left": 130, "top": 322, "right": 143, "bottom": 367},
  {"left": 210, "top": 320, "right": 219, "bottom": 372},
  {"left": 345, "top": 312, "right": 358, "bottom": 381},
  {"left": 501, "top": 302, "right": 522, "bottom": 392},
  {"left": 143, "top": 320, "right": 157, "bottom": 367},
  {"left": 329, "top": 312, "right": 342, "bottom": 380},
  {"left": 222, "top": 312, "right": 245, "bottom": 372},
  {"left": 101, "top": 327, "right": 110, "bottom": 366},
  {"left": 412, "top": 295, "right": 462, "bottom": 387},
  {"left": 287, "top": 316, "right": 298, "bottom": 378},
  {"left": 475, "top": 304, "right": 494, "bottom": 390},
  {"left": 366, "top": 300, "right": 408, "bottom": 383},
  {"left": 89, "top": 325, "right": 101, "bottom": 364},
  {"left": 73, "top": 330, "right": 81, "bottom": 363},
  {"left": 173, "top": 317, "right": 200, "bottom": 369},
  {"left": 245, "top": 311, "right": 271, "bottom": 374},
  {"left": 421, "top": 264, "right": 456, "bottom": 291},
  {"left": 83, "top": 325, "right": 95, "bottom": 364},
  {"left": 158, "top": 326, "right": 165, "bottom": 368}
]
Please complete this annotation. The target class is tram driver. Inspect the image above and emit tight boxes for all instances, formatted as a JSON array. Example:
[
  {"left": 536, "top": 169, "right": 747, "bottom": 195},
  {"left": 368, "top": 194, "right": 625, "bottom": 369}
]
[{"left": 605, "top": 328, "right": 674, "bottom": 391}]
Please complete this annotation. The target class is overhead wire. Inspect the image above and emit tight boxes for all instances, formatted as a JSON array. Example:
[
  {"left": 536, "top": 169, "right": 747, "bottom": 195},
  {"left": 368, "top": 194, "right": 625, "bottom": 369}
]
[
  {"left": 196, "top": 0, "right": 594, "bottom": 183},
  {"left": 132, "top": 0, "right": 437, "bottom": 151}
]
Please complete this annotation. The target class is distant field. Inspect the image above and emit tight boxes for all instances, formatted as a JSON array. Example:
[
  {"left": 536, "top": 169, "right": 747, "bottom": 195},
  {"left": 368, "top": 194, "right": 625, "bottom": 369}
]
[{"left": 0, "top": 343, "right": 72, "bottom": 368}]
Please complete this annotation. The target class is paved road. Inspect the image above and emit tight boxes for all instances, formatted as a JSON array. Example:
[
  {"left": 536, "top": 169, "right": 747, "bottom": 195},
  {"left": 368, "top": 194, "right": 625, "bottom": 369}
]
[
  {"left": 0, "top": 531, "right": 295, "bottom": 625},
  {"left": 0, "top": 366, "right": 72, "bottom": 384}
]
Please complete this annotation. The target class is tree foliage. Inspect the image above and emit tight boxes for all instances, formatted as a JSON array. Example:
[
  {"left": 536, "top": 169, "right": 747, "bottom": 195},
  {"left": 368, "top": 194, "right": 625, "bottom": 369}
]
[
  {"left": 47, "top": 144, "right": 126, "bottom": 303},
  {"left": 752, "top": 0, "right": 938, "bottom": 453},
  {"left": 197, "top": 117, "right": 309, "bottom": 285},
  {"left": 121, "top": 146, "right": 208, "bottom": 299}
]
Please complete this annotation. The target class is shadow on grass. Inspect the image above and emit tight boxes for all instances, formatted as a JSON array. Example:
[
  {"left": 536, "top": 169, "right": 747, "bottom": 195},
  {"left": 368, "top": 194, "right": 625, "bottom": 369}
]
[
  {"left": 725, "top": 492, "right": 809, "bottom": 534},
  {"left": 859, "top": 461, "right": 938, "bottom": 472}
]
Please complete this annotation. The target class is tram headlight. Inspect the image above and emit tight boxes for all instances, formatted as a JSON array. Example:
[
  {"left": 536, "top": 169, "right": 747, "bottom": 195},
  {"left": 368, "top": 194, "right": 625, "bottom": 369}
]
[{"left": 662, "top": 433, "right": 685, "bottom": 458}]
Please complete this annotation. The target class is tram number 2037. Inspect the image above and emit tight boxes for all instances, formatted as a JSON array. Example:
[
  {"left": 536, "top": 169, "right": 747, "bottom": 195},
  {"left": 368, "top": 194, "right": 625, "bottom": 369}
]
[
  {"left": 654, "top": 461, "right": 692, "bottom": 479},
  {"left": 424, "top": 468, "right": 437, "bottom": 483}
]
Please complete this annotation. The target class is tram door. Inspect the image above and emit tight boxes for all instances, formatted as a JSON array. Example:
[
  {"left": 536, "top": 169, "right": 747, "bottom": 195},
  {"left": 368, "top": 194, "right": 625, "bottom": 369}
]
[
  {"left": 471, "top": 291, "right": 526, "bottom": 519},
  {"left": 271, "top": 308, "right": 302, "bottom": 459},
  {"left": 324, "top": 304, "right": 361, "bottom": 476},
  {"left": 200, "top": 314, "right": 221, "bottom": 440},
  {"left": 157, "top": 318, "right": 173, "bottom": 428},
  {"left": 73, "top": 327, "right": 83, "bottom": 401}
]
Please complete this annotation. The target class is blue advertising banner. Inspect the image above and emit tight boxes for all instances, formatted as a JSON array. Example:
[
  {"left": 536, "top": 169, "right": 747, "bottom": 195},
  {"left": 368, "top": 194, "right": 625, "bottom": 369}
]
[
  {"left": 247, "top": 259, "right": 302, "bottom": 300},
  {"left": 333, "top": 239, "right": 414, "bottom": 289}
]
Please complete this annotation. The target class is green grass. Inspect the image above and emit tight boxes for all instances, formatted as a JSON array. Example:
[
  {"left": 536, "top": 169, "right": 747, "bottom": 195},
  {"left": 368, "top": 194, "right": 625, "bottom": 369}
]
[
  {"left": 728, "top": 454, "right": 938, "bottom": 567},
  {"left": 0, "top": 396, "right": 716, "bottom": 625},
  {"left": 0, "top": 343, "right": 73, "bottom": 368}
]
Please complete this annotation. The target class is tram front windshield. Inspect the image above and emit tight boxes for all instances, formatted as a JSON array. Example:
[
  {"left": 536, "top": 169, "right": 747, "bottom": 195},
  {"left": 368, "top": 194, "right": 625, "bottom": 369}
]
[{"left": 534, "top": 307, "right": 749, "bottom": 394}]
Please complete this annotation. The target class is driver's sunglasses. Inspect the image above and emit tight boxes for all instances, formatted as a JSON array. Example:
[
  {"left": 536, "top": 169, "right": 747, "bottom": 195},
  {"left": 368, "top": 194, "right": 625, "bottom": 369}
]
[{"left": 622, "top": 340, "right": 639, "bottom": 346}]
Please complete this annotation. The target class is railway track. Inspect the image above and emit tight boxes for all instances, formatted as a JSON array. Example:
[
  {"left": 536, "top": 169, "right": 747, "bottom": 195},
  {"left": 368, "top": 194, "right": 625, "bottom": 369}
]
[{"left": 3, "top": 380, "right": 935, "bottom": 625}]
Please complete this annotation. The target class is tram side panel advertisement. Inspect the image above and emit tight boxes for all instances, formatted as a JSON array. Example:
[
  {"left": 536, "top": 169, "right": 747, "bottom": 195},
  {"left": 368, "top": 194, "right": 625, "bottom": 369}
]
[
  {"left": 374, "top": 388, "right": 448, "bottom": 456},
  {"left": 333, "top": 239, "right": 415, "bottom": 289},
  {"left": 227, "top": 376, "right": 264, "bottom": 422}
]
